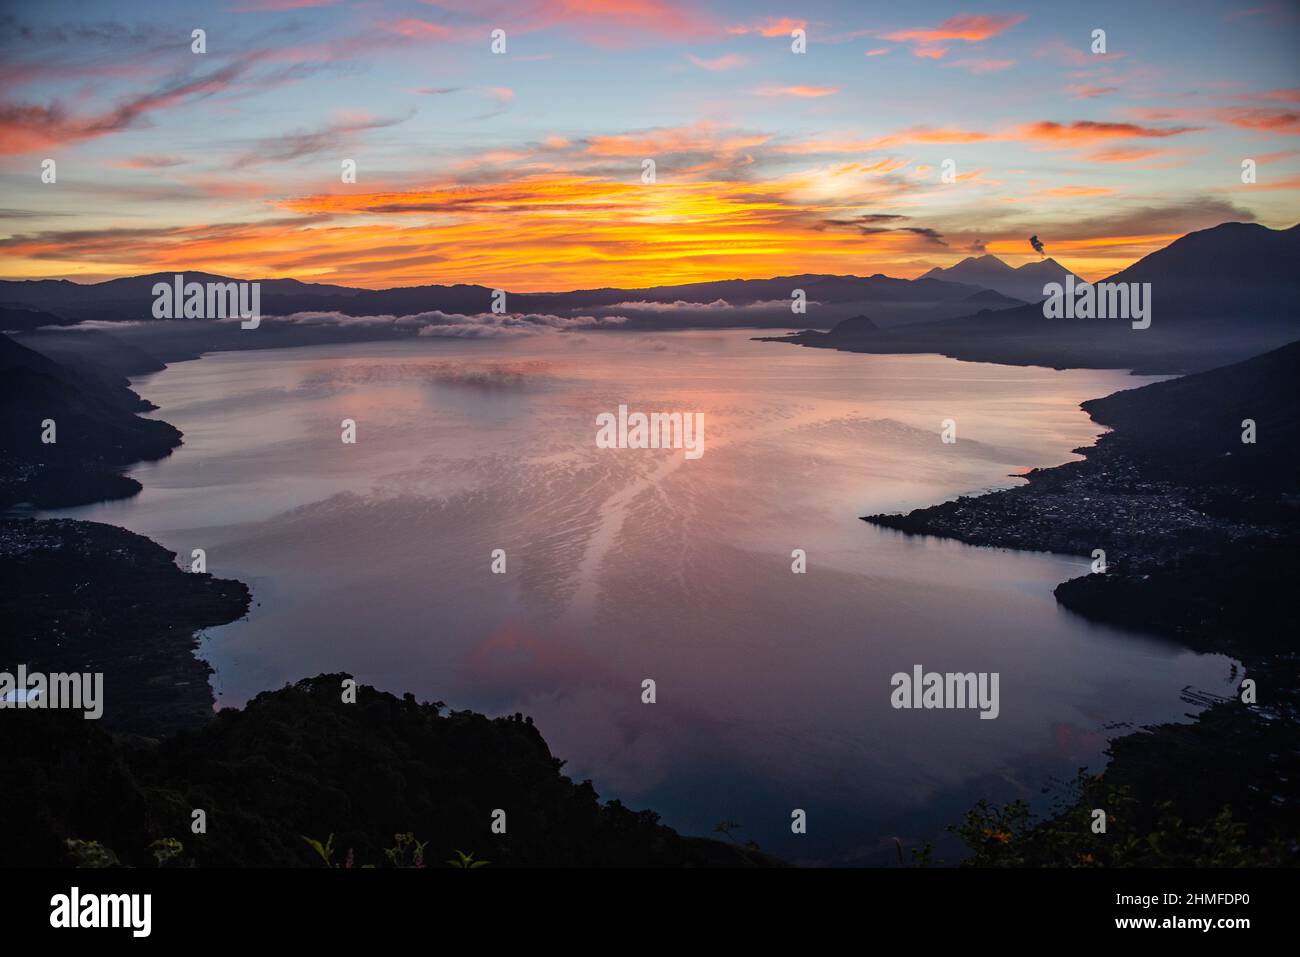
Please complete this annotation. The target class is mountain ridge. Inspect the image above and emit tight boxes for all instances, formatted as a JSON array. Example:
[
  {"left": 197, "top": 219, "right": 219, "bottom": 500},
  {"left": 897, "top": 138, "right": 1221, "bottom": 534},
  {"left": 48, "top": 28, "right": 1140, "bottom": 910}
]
[
  {"left": 921, "top": 254, "right": 1076, "bottom": 302},
  {"left": 765, "top": 221, "right": 1300, "bottom": 374}
]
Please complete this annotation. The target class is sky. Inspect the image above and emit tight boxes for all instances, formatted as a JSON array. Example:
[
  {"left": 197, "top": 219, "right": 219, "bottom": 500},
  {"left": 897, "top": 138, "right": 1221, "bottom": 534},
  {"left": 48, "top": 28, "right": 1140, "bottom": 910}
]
[{"left": 1, "top": 0, "right": 1298, "bottom": 290}]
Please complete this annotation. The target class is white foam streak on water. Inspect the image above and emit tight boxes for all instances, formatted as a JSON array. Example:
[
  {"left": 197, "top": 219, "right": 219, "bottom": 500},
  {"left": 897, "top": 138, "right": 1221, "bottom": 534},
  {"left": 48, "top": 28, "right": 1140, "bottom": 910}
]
[{"left": 48, "top": 330, "right": 1233, "bottom": 863}]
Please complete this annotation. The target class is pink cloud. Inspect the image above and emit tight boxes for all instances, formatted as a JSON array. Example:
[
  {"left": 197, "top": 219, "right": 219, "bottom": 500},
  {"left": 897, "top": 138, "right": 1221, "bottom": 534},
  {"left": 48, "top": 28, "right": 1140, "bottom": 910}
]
[
  {"left": 114, "top": 155, "right": 189, "bottom": 169},
  {"left": 883, "top": 12, "right": 1024, "bottom": 56},
  {"left": 728, "top": 17, "right": 807, "bottom": 37},
  {"left": 1215, "top": 107, "right": 1300, "bottom": 133},
  {"left": 1034, "top": 37, "right": 1125, "bottom": 67},
  {"left": 1131, "top": 103, "right": 1300, "bottom": 135},
  {"left": 1252, "top": 149, "right": 1300, "bottom": 163},
  {"left": 378, "top": 18, "right": 453, "bottom": 39},
  {"left": 1017, "top": 120, "right": 1203, "bottom": 147},
  {"left": 1067, "top": 84, "right": 1119, "bottom": 99},
  {"left": 585, "top": 120, "right": 770, "bottom": 157},
  {"left": 0, "top": 59, "right": 253, "bottom": 155},
  {"left": 427, "top": 0, "right": 721, "bottom": 43},
  {"left": 755, "top": 84, "right": 839, "bottom": 98},
  {"left": 949, "top": 58, "right": 1014, "bottom": 74},
  {"left": 686, "top": 53, "right": 747, "bottom": 71},
  {"left": 882, "top": 13, "right": 1025, "bottom": 44},
  {"left": 1084, "top": 147, "right": 1178, "bottom": 163}
]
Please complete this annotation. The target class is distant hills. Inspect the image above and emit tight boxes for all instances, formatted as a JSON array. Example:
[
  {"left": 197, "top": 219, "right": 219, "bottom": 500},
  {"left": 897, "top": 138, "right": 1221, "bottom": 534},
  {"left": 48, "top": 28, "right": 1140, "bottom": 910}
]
[
  {"left": 4, "top": 221, "right": 1296, "bottom": 374},
  {"left": 1082, "top": 335, "right": 1300, "bottom": 485},
  {"left": 865, "top": 336, "right": 1300, "bottom": 648},
  {"left": 0, "top": 269, "right": 1028, "bottom": 332},
  {"left": 1105, "top": 221, "right": 1299, "bottom": 318},
  {"left": 771, "top": 222, "right": 1300, "bottom": 374},
  {"left": 920, "top": 254, "right": 1073, "bottom": 302},
  {"left": 0, "top": 333, "right": 180, "bottom": 508}
]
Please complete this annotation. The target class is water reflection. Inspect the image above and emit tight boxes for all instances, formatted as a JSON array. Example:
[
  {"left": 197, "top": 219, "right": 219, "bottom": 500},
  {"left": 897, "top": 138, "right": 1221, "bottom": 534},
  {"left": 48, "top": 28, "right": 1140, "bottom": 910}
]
[{"left": 48, "top": 330, "right": 1234, "bottom": 864}]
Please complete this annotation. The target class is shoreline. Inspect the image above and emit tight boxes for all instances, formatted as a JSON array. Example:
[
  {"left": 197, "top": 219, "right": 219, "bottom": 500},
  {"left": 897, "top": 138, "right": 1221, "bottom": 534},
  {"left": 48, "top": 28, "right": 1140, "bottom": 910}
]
[
  {"left": 0, "top": 517, "right": 252, "bottom": 736},
  {"left": 863, "top": 341, "right": 1299, "bottom": 864}
]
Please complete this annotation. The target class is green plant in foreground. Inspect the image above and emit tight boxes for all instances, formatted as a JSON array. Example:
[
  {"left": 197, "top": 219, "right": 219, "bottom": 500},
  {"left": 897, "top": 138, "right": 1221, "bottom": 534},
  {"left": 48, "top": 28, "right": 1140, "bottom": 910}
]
[
  {"left": 148, "top": 837, "right": 185, "bottom": 868},
  {"left": 64, "top": 839, "right": 120, "bottom": 868},
  {"left": 384, "top": 832, "right": 428, "bottom": 868},
  {"left": 952, "top": 768, "right": 1289, "bottom": 867},
  {"left": 446, "top": 849, "right": 489, "bottom": 868},
  {"left": 301, "top": 833, "right": 336, "bottom": 867}
]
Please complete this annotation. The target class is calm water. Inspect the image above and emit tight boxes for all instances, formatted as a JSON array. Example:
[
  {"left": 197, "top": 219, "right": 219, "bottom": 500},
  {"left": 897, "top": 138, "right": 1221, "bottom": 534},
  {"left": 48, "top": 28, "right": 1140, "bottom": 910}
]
[{"left": 49, "top": 329, "right": 1234, "bottom": 864}]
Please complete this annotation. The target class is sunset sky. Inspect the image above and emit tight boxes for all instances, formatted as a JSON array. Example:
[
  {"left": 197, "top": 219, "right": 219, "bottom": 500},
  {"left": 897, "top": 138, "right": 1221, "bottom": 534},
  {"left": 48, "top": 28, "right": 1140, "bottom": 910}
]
[{"left": 1, "top": 0, "right": 1298, "bottom": 290}]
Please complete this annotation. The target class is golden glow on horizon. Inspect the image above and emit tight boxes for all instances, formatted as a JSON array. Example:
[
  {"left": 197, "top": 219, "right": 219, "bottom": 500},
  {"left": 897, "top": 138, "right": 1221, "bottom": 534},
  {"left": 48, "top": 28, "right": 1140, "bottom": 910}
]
[{"left": 0, "top": 171, "right": 1169, "bottom": 288}]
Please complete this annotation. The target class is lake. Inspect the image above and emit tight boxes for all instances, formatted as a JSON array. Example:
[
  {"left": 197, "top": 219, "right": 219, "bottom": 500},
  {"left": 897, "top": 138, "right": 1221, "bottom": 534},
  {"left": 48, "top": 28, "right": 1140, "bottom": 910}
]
[{"left": 47, "top": 328, "right": 1235, "bottom": 864}]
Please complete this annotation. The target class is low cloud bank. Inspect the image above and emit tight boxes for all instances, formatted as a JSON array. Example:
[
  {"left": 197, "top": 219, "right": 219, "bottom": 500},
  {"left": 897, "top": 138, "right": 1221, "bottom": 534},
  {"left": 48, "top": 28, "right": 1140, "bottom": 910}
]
[{"left": 263, "top": 310, "right": 631, "bottom": 337}]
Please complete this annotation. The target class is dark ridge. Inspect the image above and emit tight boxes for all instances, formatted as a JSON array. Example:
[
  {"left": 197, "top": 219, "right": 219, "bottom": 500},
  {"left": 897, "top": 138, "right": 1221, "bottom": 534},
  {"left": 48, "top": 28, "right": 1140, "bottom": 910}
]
[
  {"left": 1079, "top": 336, "right": 1300, "bottom": 485},
  {"left": 0, "top": 674, "right": 782, "bottom": 868},
  {"left": 0, "top": 332, "right": 180, "bottom": 508},
  {"left": 0, "top": 517, "right": 252, "bottom": 735},
  {"left": 864, "top": 338, "right": 1300, "bottom": 651},
  {"left": 0, "top": 306, "right": 75, "bottom": 332},
  {"left": 962, "top": 288, "right": 1026, "bottom": 306},
  {"left": 765, "top": 221, "right": 1300, "bottom": 374},
  {"left": 826, "top": 314, "right": 879, "bottom": 337}
]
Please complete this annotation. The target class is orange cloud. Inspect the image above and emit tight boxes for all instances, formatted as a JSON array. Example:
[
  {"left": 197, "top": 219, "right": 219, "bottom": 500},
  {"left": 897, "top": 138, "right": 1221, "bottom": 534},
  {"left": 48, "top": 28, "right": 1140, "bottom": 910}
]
[
  {"left": 1130, "top": 102, "right": 1300, "bottom": 135},
  {"left": 729, "top": 17, "right": 807, "bottom": 37},
  {"left": 1252, "top": 149, "right": 1300, "bottom": 163},
  {"left": 585, "top": 120, "right": 770, "bottom": 156},
  {"left": 2, "top": 161, "right": 950, "bottom": 289},
  {"left": 1084, "top": 147, "right": 1178, "bottom": 163},
  {"left": 1235, "top": 173, "right": 1300, "bottom": 191},
  {"left": 883, "top": 126, "right": 994, "bottom": 146},
  {"left": 1215, "top": 107, "right": 1300, "bottom": 133},
  {"left": 755, "top": 84, "right": 839, "bottom": 98},
  {"left": 1037, "top": 185, "right": 1116, "bottom": 197},
  {"left": 1017, "top": 120, "right": 1203, "bottom": 147},
  {"left": 780, "top": 126, "right": 994, "bottom": 155},
  {"left": 0, "top": 191, "right": 1204, "bottom": 290},
  {"left": 883, "top": 13, "right": 1025, "bottom": 44}
]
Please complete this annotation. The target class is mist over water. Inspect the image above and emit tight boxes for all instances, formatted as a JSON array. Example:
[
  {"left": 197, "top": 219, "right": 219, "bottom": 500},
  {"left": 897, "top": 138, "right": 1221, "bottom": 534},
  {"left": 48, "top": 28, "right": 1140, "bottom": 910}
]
[{"left": 49, "top": 329, "right": 1234, "bottom": 864}]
